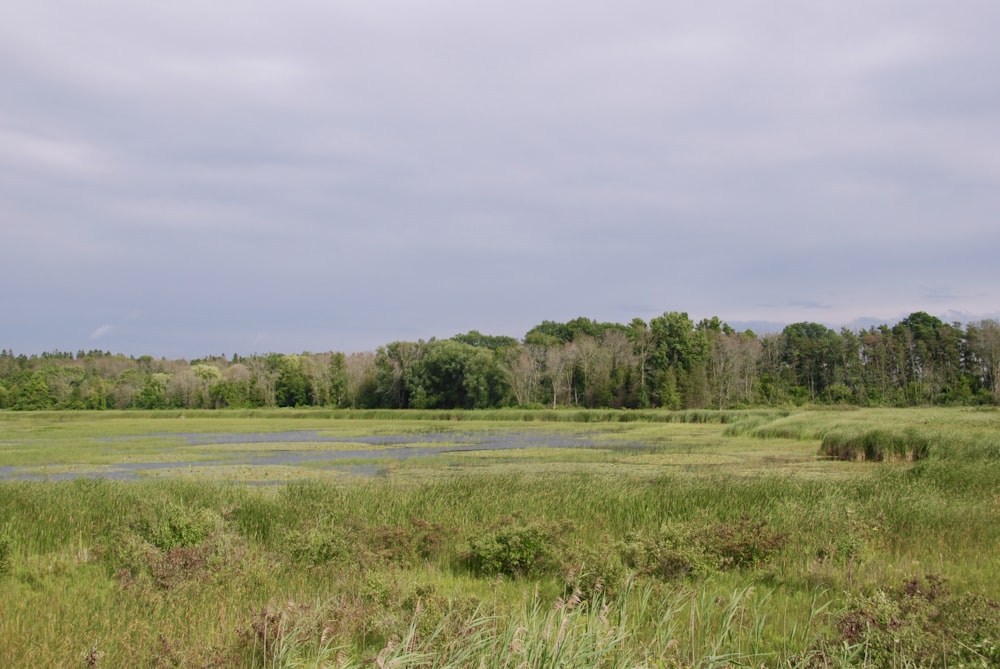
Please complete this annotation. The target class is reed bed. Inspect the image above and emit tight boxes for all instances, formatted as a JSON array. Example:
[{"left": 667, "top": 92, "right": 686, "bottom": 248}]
[
  {"left": 1, "top": 408, "right": 998, "bottom": 666},
  {"left": 723, "top": 407, "right": 1000, "bottom": 461}
]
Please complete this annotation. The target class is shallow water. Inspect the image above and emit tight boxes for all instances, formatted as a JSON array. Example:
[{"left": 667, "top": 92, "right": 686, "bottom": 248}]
[{"left": 1, "top": 430, "right": 635, "bottom": 482}]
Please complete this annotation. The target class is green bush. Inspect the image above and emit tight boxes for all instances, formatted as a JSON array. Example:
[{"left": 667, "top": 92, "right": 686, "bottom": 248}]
[
  {"left": 124, "top": 502, "right": 219, "bottom": 553},
  {"left": 366, "top": 518, "right": 450, "bottom": 566},
  {"left": 464, "top": 522, "right": 554, "bottom": 577},
  {"left": 699, "top": 515, "right": 788, "bottom": 570},
  {"left": 829, "top": 574, "right": 1000, "bottom": 667},
  {"left": 559, "top": 542, "right": 628, "bottom": 597},
  {"left": 620, "top": 517, "right": 786, "bottom": 580},
  {"left": 283, "top": 517, "right": 450, "bottom": 569},
  {"left": 620, "top": 524, "right": 715, "bottom": 579},
  {"left": 285, "top": 521, "right": 357, "bottom": 566},
  {"left": 105, "top": 502, "right": 222, "bottom": 584}
]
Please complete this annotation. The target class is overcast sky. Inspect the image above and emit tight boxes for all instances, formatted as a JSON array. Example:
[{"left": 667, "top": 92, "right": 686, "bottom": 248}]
[{"left": 2, "top": 1, "right": 998, "bottom": 358}]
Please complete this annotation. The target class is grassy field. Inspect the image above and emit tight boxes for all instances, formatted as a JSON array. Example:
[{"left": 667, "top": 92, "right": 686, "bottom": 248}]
[{"left": 1, "top": 408, "right": 999, "bottom": 667}]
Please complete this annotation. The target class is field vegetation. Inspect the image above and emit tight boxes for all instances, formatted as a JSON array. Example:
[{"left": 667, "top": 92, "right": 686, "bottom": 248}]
[{"left": 1, "top": 408, "right": 999, "bottom": 666}]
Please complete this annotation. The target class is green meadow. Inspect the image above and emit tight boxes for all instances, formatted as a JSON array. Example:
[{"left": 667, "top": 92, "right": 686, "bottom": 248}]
[{"left": 1, "top": 408, "right": 999, "bottom": 667}]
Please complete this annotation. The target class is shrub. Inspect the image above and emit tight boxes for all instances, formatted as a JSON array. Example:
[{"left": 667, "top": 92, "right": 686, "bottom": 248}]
[
  {"left": 620, "top": 525, "right": 714, "bottom": 579},
  {"left": 133, "top": 503, "right": 219, "bottom": 551},
  {"left": 367, "top": 518, "right": 450, "bottom": 566},
  {"left": 285, "top": 521, "right": 357, "bottom": 567},
  {"left": 829, "top": 574, "right": 1000, "bottom": 667},
  {"left": 697, "top": 515, "right": 788, "bottom": 570},
  {"left": 559, "top": 542, "right": 628, "bottom": 598},
  {"left": 620, "top": 516, "right": 786, "bottom": 581},
  {"left": 108, "top": 526, "right": 239, "bottom": 590},
  {"left": 464, "top": 522, "right": 554, "bottom": 577},
  {"left": 284, "top": 517, "right": 450, "bottom": 569},
  {"left": 106, "top": 503, "right": 226, "bottom": 587}
]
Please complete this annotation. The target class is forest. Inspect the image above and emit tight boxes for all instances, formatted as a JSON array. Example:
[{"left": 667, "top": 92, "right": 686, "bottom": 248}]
[{"left": 2, "top": 310, "right": 999, "bottom": 411}]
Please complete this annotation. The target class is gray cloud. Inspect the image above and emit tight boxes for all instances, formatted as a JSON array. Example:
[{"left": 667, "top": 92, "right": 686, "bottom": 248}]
[{"left": 2, "top": 1, "right": 998, "bottom": 357}]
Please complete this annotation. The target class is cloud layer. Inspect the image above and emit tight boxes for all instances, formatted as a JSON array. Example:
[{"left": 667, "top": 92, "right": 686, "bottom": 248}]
[{"left": 2, "top": 2, "right": 998, "bottom": 357}]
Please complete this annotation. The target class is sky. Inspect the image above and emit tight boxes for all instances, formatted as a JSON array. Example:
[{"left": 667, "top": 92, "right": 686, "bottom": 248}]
[{"left": 2, "top": 1, "right": 999, "bottom": 358}]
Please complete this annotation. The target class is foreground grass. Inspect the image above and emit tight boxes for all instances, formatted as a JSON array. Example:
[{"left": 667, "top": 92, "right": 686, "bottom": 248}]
[{"left": 1, "top": 408, "right": 999, "bottom": 666}]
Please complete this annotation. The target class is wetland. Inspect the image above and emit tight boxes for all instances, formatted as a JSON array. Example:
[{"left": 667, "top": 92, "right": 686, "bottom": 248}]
[{"left": 1, "top": 407, "right": 999, "bottom": 667}]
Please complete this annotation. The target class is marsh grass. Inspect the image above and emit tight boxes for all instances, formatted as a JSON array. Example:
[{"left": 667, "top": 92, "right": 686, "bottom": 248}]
[
  {"left": 1, "top": 408, "right": 999, "bottom": 665},
  {"left": 1, "top": 411, "right": 816, "bottom": 481},
  {"left": 820, "top": 427, "right": 931, "bottom": 461},
  {"left": 727, "top": 407, "right": 1000, "bottom": 461}
]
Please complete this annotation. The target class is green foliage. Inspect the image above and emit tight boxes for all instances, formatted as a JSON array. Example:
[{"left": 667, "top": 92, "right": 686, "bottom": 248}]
[
  {"left": 781, "top": 321, "right": 842, "bottom": 400},
  {"left": 0, "top": 524, "right": 12, "bottom": 576},
  {"left": 650, "top": 312, "right": 709, "bottom": 368},
  {"left": 0, "top": 420, "right": 999, "bottom": 667},
  {"left": 136, "top": 372, "right": 170, "bottom": 409},
  {"left": 525, "top": 317, "right": 624, "bottom": 345},
  {"left": 621, "top": 517, "right": 787, "bottom": 580},
  {"left": 464, "top": 521, "right": 555, "bottom": 577},
  {"left": 2, "top": 308, "right": 999, "bottom": 411},
  {"left": 271, "top": 354, "right": 311, "bottom": 407},
  {"left": 451, "top": 330, "right": 518, "bottom": 351},
  {"left": 829, "top": 575, "right": 1000, "bottom": 667},
  {"left": 285, "top": 517, "right": 450, "bottom": 569},
  {"left": 559, "top": 542, "right": 629, "bottom": 598},
  {"left": 328, "top": 351, "right": 348, "bottom": 407},
  {"left": 621, "top": 525, "right": 715, "bottom": 579},
  {"left": 820, "top": 427, "right": 931, "bottom": 461},
  {"left": 285, "top": 520, "right": 355, "bottom": 566},
  {"left": 191, "top": 363, "right": 222, "bottom": 383},
  {"left": 133, "top": 501, "right": 219, "bottom": 551},
  {"left": 407, "top": 339, "right": 505, "bottom": 409},
  {"left": 105, "top": 497, "right": 229, "bottom": 589},
  {"left": 209, "top": 378, "right": 254, "bottom": 408},
  {"left": 373, "top": 340, "right": 424, "bottom": 408},
  {"left": 12, "top": 372, "right": 52, "bottom": 410}
]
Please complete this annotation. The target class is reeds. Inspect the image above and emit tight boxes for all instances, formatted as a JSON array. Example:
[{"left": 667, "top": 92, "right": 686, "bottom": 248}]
[
  {"left": 820, "top": 427, "right": 931, "bottom": 461},
  {"left": 1, "top": 408, "right": 998, "bottom": 666}
]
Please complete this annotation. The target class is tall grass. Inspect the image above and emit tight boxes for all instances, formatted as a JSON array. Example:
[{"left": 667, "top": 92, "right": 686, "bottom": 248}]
[
  {"left": 819, "top": 427, "right": 931, "bottom": 461},
  {"left": 1, "top": 408, "right": 998, "bottom": 666},
  {"left": 723, "top": 407, "right": 1000, "bottom": 461},
  {"left": 1, "top": 458, "right": 998, "bottom": 666}
]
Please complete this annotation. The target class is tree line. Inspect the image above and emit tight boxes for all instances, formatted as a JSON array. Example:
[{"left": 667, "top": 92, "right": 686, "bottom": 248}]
[{"left": 2, "top": 311, "right": 999, "bottom": 411}]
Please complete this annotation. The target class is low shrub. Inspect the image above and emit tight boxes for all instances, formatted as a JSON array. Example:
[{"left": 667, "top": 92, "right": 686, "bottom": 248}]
[
  {"left": 559, "top": 542, "right": 628, "bottom": 598},
  {"left": 620, "top": 525, "right": 714, "bottom": 579},
  {"left": 285, "top": 517, "right": 451, "bottom": 569},
  {"left": 826, "top": 574, "right": 1000, "bottom": 667},
  {"left": 104, "top": 503, "right": 236, "bottom": 589},
  {"left": 133, "top": 502, "right": 220, "bottom": 551},
  {"left": 620, "top": 516, "right": 786, "bottom": 580},
  {"left": 367, "top": 518, "right": 451, "bottom": 566},
  {"left": 285, "top": 521, "right": 357, "bottom": 567},
  {"left": 463, "top": 521, "right": 556, "bottom": 577},
  {"left": 697, "top": 515, "right": 789, "bottom": 570}
]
